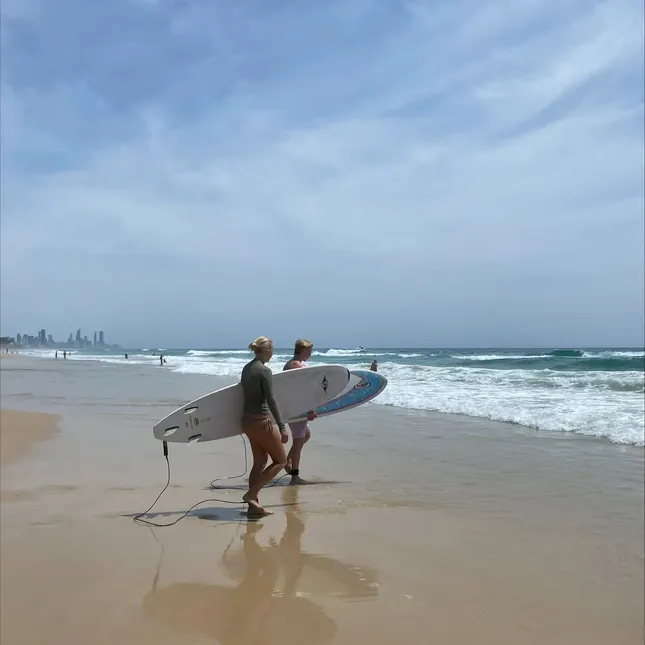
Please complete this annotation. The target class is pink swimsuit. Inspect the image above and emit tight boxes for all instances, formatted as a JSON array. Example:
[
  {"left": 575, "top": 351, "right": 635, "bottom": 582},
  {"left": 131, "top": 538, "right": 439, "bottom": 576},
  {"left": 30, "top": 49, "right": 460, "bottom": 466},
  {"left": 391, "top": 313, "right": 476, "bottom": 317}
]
[{"left": 283, "top": 359, "right": 310, "bottom": 439}]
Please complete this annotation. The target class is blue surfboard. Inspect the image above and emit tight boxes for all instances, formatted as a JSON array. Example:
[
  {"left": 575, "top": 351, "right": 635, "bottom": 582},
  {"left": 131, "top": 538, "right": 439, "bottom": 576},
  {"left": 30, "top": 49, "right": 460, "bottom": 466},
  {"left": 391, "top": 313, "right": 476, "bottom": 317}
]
[{"left": 288, "top": 369, "right": 387, "bottom": 421}]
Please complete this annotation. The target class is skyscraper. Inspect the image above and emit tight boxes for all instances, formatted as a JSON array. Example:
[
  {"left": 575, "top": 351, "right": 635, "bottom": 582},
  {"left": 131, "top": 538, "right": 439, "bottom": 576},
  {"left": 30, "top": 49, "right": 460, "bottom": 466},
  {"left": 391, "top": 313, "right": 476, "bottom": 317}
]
[
  {"left": 93, "top": 332, "right": 97, "bottom": 346},
  {"left": 76, "top": 329, "right": 81, "bottom": 343},
  {"left": 99, "top": 331, "right": 105, "bottom": 345}
]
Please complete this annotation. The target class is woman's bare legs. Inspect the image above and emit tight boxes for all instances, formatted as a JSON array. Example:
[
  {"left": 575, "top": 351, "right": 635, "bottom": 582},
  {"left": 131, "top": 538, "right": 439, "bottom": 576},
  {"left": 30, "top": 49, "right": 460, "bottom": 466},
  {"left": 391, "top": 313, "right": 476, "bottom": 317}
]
[
  {"left": 243, "top": 420, "right": 287, "bottom": 515},
  {"left": 286, "top": 429, "right": 311, "bottom": 485},
  {"left": 248, "top": 440, "right": 268, "bottom": 491}
]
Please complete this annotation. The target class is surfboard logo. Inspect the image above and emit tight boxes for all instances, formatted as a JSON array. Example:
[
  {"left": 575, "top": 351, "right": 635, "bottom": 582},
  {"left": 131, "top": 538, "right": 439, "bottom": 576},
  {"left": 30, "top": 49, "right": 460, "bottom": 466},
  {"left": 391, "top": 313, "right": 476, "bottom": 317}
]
[
  {"left": 321, "top": 376, "right": 329, "bottom": 393},
  {"left": 355, "top": 381, "right": 370, "bottom": 389}
]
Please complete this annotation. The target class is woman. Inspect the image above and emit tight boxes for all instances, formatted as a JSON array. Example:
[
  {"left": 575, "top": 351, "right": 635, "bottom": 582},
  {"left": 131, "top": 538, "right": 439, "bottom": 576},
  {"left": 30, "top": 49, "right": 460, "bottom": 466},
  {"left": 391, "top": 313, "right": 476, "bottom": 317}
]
[
  {"left": 240, "top": 336, "right": 288, "bottom": 515},
  {"left": 283, "top": 339, "right": 317, "bottom": 485}
]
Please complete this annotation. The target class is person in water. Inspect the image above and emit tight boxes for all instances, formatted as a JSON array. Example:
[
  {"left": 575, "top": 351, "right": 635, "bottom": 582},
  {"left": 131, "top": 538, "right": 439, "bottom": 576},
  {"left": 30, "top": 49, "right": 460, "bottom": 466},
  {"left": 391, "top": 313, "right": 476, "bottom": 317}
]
[
  {"left": 240, "top": 336, "right": 288, "bottom": 515},
  {"left": 370, "top": 360, "right": 378, "bottom": 372},
  {"left": 283, "top": 339, "right": 317, "bottom": 485}
]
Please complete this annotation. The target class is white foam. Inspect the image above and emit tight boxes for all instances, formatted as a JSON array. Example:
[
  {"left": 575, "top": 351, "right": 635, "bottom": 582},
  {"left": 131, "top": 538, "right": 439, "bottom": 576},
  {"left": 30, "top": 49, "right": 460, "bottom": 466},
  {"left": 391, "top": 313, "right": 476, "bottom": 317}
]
[
  {"left": 582, "top": 350, "right": 645, "bottom": 358},
  {"left": 17, "top": 348, "right": 645, "bottom": 446},
  {"left": 452, "top": 354, "right": 551, "bottom": 361},
  {"left": 369, "top": 363, "right": 645, "bottom": 447},
  {"left": 314, "top": 348, "right": 364, "bottom": 357},
  {"left": 186, "top": 349, "right": 249, "bottom": 356}
]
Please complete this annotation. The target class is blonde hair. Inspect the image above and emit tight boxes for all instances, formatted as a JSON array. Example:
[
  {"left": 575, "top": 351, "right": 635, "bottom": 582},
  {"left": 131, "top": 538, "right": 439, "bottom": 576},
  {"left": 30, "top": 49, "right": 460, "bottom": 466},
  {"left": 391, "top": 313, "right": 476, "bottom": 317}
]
[
  {"left": 249, "top": 336, "right": 273, "bottom": 354},
  {"left": 294, "top": 339, "right": 313, "bottom": 354}
]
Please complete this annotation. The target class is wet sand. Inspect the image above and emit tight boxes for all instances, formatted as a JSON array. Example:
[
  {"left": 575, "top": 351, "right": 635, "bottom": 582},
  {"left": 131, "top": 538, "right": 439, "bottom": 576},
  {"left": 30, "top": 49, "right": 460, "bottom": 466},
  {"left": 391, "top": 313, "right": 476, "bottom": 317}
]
[
  {"left": 1, "top": 357, "right": 643, "bottom": 644},
  {"left": 0, "top": 409, "right": 60, "bottom": 465}
]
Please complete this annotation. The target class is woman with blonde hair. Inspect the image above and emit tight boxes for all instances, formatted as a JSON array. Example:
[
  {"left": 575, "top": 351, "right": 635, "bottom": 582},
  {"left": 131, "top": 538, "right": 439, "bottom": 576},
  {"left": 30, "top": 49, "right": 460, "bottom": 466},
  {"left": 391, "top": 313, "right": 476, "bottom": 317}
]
[
  {"left": 240, "top": 336, "right": 288, "bottom": 515},
  {"left": 283, "top": 339, "right": 317, "bottom": 484}
]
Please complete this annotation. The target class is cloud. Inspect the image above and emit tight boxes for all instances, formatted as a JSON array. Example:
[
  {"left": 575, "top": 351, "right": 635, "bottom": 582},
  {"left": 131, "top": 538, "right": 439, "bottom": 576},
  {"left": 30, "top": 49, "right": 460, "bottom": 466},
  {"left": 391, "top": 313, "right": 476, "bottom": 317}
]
[{"left": 1, "top": 0, "right": 643, "bottom": 347}]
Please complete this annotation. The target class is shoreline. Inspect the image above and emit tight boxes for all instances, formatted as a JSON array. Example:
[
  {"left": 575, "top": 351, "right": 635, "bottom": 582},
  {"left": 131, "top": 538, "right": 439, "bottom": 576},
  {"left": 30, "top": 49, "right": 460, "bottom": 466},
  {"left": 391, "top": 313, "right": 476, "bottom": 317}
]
[{"left": 9, "top": 348, "right": 644, "bottom": 447}]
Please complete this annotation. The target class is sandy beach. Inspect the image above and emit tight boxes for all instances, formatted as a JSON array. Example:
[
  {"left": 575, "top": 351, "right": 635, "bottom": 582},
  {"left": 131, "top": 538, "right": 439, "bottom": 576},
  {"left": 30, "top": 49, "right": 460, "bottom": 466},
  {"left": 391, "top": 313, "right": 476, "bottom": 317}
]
[
  {"left": 1, "top": 357, "right": 643, "bottom": 645},
  {"left": 0, "top": 408, "right": 60, "bottom": 466}
]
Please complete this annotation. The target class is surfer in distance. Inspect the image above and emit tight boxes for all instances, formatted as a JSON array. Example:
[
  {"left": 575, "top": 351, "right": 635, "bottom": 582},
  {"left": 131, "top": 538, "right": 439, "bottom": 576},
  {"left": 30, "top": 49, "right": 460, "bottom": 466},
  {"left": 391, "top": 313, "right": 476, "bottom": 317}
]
[
  {"left": 283, "top": 339, "right": 318, "bottom": 485},
  {"left": 370, "top": 360, "right": 378, "bottom": 372},
  {"left": 239, "top": 336, "right": 289, "bottom": 516}
]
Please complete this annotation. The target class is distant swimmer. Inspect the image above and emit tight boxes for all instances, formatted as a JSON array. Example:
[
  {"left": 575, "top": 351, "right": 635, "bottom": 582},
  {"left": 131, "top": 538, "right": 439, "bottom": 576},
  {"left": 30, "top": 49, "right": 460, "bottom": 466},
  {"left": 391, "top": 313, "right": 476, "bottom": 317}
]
[
  {"left": 283, "top": 339, "right": 317, "bottom": 485},
  {"left": 159, "top": 354, "right": 167, "bottom": 366},
  {"left": 125, "top": 353, "right": 128, "bottom": 359},
  {"left": 370, "top": 360, "right": 378, "bottom": 372}
]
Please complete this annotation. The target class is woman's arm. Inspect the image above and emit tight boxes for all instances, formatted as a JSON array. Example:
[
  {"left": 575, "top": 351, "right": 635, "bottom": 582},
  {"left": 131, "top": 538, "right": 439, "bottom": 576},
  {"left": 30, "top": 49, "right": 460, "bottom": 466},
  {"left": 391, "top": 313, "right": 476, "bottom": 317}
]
[{"left": 260, "top": 366, "right": 286, "bottom": 431}]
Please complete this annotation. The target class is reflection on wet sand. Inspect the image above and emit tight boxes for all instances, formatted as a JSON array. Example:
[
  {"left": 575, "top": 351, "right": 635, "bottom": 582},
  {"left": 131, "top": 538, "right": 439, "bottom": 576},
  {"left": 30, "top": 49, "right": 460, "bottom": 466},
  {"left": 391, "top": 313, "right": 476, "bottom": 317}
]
[
  {"left": 222, "top": 487, "right": 380, "bottom": 601},
  {"left": 143, "top": 488, "right": 379, "bottom": 644}
]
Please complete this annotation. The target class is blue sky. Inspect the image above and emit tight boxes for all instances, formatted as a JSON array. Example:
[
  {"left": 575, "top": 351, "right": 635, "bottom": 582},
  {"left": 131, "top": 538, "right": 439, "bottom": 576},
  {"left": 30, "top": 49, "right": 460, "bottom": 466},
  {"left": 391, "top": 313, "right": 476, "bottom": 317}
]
[{"left": 1, "top": 0, "right": 643, "bottom": 348}]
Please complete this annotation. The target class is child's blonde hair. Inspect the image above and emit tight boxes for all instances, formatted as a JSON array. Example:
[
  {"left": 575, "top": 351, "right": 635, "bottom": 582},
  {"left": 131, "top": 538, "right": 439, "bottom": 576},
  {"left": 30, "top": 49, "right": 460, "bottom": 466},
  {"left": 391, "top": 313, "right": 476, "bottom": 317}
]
[
  {"left": 294, "top": 339, "right": 313, "bottom": 354},
  {"left": 249, "top": 336, "right": 273, "bottom": 353}
]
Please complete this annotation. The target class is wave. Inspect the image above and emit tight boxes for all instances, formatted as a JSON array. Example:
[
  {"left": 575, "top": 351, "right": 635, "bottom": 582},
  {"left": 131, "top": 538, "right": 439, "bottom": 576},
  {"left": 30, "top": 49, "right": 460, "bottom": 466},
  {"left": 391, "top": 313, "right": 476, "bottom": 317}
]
[
  {"left": 448, "top": 351, "right": 644, "bottom": 372},
  {"left": 165, "top": 356, "right": 644, "bottom": 445},
  {"left": 452, "top": 354, "right": 551, "bottom": 361},
  {"left": 313, "top": 348, "right": 365, "bottom": 357},
  {"left": 18, "top": 347, "right": 644, "bottom": 446},
  {"left": 582, "top": 350, "right": 644, "bottom": 358},
  {"left": 373, "top": 363, "right": 644, "bottom": 447},
  {"left": 548, "top": 349, "right": 584, "bottom": 357},
  {"left": 313, "top": 349, "right": 424, "bottom": 359},
  {"left": 185, "top": 349, "right": 249, "bottom": 357}
]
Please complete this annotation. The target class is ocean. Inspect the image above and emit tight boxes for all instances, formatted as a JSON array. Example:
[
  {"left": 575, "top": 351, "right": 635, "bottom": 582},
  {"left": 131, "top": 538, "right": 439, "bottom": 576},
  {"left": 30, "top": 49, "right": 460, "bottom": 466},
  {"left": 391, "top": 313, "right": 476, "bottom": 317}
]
[{"left": 22, "top": 346, "right": 645, "bottom": 447}]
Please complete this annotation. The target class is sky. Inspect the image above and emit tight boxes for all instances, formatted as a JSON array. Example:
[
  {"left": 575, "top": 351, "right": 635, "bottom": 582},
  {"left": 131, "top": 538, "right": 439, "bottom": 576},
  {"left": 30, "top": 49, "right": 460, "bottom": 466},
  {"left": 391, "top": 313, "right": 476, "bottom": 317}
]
[{"left": 1, "top": 0, "right": 643, "bottom": 349}]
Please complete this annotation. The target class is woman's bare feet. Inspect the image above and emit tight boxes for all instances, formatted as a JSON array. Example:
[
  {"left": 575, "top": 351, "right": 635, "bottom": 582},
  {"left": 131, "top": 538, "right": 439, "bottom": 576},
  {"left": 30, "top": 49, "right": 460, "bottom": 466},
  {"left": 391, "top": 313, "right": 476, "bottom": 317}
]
[{"left": 243, "top": 493, "right": 273, "bottom": 516}]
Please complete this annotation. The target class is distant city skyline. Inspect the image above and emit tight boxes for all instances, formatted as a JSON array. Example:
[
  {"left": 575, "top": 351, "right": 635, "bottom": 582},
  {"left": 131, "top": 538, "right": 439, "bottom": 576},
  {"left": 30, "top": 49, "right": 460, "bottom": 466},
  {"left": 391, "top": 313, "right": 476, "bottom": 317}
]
[{"left": 5, "top": 327, "right": 120, "bottom": 349}]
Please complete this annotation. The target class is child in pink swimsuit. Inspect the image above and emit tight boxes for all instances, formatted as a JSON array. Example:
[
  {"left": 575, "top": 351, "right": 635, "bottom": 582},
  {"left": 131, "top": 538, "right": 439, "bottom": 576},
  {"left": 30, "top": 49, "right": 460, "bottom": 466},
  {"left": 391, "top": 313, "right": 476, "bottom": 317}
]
[{"left": 283, "top": 339, "right": 317, "bottom": 485}]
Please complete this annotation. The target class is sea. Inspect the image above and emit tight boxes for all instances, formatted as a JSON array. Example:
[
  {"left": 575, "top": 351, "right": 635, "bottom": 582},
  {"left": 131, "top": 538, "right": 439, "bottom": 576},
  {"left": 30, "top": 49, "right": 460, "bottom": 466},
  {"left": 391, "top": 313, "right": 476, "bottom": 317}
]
[{"left": 21, "top": 346, "right": 645, "bottom": 447}]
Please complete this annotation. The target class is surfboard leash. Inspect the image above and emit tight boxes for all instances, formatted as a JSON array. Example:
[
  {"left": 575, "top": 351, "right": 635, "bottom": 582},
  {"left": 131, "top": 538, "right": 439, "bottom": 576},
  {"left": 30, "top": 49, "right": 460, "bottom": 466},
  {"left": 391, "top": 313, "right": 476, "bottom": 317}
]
[
  {"left": 133, "top": 436, "right": 288, "bottom": 528},
  {"left": 133, "top": 439, "right": 249, "bottom": 527},
  {"left": 208, "top": 435, "right": 289, "bottom": 491}
]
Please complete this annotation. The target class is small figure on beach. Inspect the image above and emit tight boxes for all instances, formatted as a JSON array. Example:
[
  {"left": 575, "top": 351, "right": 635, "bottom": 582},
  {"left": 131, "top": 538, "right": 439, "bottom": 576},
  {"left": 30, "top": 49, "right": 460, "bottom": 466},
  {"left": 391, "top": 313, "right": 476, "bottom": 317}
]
[
  {"left": 239, "top": 336, "right": 288, "bottom": 516},
  {"left": 63, "top": 351, "right": 67, "bottom": 359},
  {"left": 283, "top": 339, "right": 317, "bottom": 485},
  {"left": 125, "top": 353, "right": 128, "bottom": 359},
  {"left": 370, "top": 360, "right": 378, "bottom": 372},
  {"left": 159, "top": 354, "right": 167, "bottom": 366},
  {"left": 55, "top": 351, "right": 58, "bottom": 359}
]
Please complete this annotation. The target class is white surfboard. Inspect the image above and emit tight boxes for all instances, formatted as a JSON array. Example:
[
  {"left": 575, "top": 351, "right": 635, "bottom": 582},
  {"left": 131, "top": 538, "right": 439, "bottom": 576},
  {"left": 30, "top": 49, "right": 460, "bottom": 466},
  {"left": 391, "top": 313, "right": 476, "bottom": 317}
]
[{"left": 153, "top": 365, "right": 350, "bottom": 444}]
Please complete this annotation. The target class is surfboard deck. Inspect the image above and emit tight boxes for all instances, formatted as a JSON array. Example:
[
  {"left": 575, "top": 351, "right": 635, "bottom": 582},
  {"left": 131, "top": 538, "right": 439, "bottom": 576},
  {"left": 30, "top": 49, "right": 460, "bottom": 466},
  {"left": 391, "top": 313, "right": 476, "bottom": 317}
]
[
  {"left": 290, "top": 369, "right": 387, "bottom": 421},
  {"left": 153, "top": 364, "right": 350, "bottom": 443}
]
